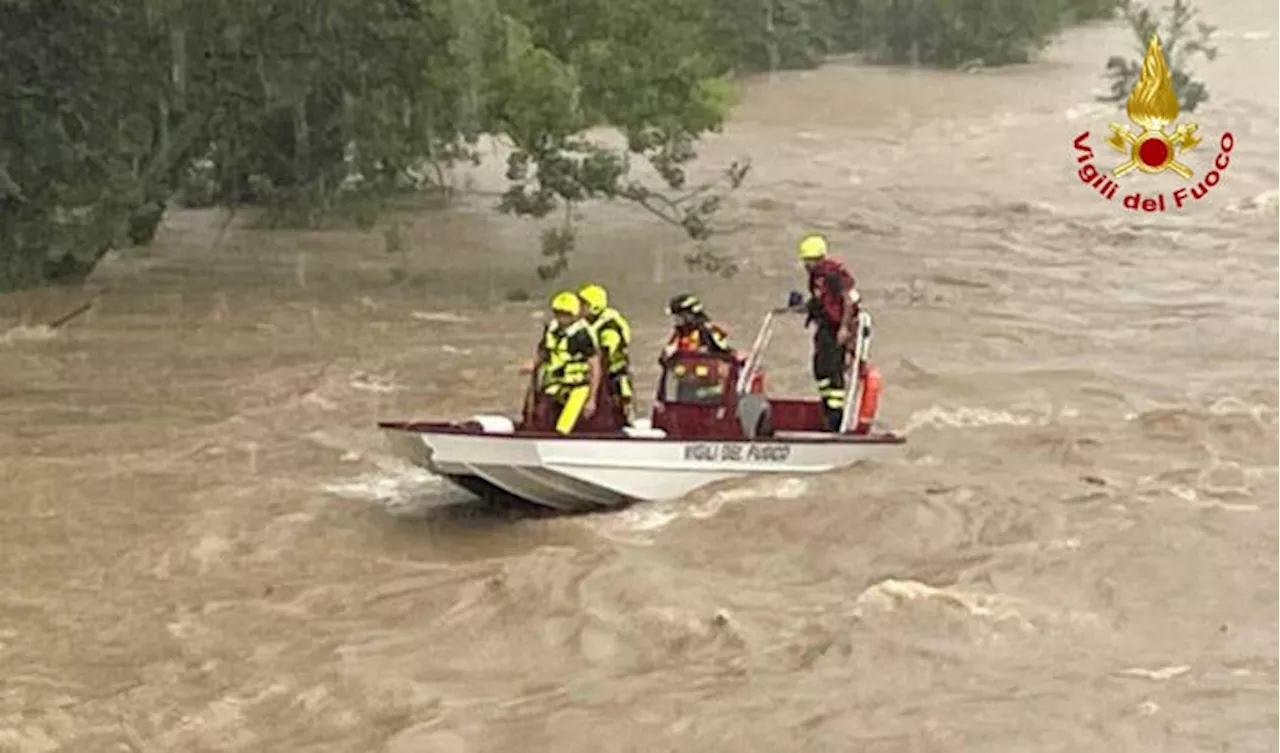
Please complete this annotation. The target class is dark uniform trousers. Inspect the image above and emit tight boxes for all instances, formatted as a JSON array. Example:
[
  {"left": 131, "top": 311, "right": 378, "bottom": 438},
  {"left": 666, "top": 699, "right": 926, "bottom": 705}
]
[{"left": 812, "top": 321, "right": 848, "bottom": 432}]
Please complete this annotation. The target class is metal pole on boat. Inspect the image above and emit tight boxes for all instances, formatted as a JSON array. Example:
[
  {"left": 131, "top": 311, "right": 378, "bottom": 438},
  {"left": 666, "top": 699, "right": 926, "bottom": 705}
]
[
  {"left": 737, "top": 303, "right": 806, "bottom": 395},
  {"left": 736, "top": 309, "right": 776, "bottom": 394},
  {"left": 838, "top": 310, "right": 873, "bottom": 434}
]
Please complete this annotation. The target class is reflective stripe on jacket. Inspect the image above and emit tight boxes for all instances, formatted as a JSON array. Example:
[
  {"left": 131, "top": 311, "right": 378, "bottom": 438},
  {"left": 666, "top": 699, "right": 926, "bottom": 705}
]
[
  {"left": 540, "top": 319, "right": 598, "bottom": 389},
  {"left": 666, "top": 322, "right": 730, "bottom": 355},
  {"left": 589, "top": 307, "right": 631, "bottom": 376}
]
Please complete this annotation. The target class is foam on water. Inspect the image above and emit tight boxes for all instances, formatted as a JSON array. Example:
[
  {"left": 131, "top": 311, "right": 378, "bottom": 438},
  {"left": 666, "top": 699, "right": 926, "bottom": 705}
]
[
  {"left": 853, "top": 577, "right": 1105, "bottom": 638},
  {"left": 902, "top": 404, "right": 1060, "bottom": 433},
  {"left": 1118, "top": 665, "right": 1193, "bottom": 681},
  {"left": 592, "top": 477, "right": 815, "bottom": 544},
  {"left": 347, "top": 372, "right": 401, "bottom": 394},
  {"left": 411, "top": 310, "right": 472, "bottom": 323},
  {"left": 0, "top": 324, "right": 57, "bottom": 344},
  {"left": 321, "top": 462, "right": 446, "bottom": 515}
]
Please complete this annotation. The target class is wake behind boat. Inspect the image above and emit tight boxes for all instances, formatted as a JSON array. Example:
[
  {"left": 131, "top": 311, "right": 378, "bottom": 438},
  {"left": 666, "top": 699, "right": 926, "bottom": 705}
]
[{"left": 379, "top": 304, "right": 905, "bottom": 511}]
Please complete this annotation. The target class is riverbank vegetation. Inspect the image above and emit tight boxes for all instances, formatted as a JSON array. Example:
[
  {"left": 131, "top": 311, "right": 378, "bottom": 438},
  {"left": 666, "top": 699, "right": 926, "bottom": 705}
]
[
  {"left": 1097, "top": 0, "right": 1218, "bottom": 113},
  {"left": 5, "top": 0, "right": 1208, "bottom": 292}
]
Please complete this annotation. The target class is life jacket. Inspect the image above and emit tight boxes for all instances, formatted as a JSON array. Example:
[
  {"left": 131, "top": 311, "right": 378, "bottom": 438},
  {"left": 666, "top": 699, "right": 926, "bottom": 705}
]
[
  {"left": 588, "top": 307, "right": 631, "bottom": 376},
  {"left": 539, "top": 319, "right": 597, "bottom": 391},
  {"left": 807, "top": 257, "right": 857, "bottom": 328},
  {"left": 667, "top": 321, "right": 730, "bottom": 356}
]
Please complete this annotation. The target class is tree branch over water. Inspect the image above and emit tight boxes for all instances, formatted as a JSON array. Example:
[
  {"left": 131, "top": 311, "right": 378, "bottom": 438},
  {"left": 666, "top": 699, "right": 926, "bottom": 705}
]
[{"left": 2, "top": 0, "right": 1125, "bottom": 291}]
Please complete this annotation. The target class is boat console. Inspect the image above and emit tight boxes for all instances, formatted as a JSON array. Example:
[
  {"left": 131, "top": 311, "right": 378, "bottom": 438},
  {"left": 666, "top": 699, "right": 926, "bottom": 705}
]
[{"left": 650, "top": 305, "right": 881, "bottom": 441}]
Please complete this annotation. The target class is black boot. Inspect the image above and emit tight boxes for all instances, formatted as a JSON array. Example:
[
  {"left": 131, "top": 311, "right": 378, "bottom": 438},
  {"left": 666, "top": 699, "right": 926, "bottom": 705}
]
[{"left": 822, "top": 405, "right": 842, "bottom": 432}]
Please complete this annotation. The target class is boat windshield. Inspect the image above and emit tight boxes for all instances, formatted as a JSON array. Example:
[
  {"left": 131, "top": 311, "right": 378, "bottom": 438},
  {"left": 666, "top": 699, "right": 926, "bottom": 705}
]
[{"left": 661, "top": 355, "right": 733, "bottom": 406}]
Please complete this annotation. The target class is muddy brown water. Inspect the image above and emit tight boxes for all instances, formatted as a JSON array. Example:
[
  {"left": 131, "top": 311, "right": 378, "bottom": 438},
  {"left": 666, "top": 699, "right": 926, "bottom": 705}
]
[{"left": 2, "top": 5, "right": 1277, "bottom": 752}]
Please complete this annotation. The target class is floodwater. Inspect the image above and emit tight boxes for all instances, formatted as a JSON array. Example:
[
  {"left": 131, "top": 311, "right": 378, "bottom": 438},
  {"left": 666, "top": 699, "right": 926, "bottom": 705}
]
[{"left": 2, "top": 2, "right": 1277, "bottom": 751}]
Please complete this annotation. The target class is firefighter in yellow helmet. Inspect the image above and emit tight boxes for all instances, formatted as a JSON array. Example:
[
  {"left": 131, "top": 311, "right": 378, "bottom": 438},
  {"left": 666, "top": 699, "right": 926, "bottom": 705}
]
[
  {"left": 797, "top": 233, "right": 861, "bottom": 431},
  {"left": 577, "top": 283, "right": 634, "bottom": 424},
  {"left": 532, "top": 291, "right": 603, "bottom": 434}
]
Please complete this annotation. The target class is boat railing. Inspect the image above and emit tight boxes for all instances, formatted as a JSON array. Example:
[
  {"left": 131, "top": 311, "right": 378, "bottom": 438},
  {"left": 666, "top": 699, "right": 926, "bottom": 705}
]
[
  {"left": 735, "top": 303, "right": 804, "bottom": 395},
  {"left": 838, "top": 309, "right": 874, "bottom": 434}
]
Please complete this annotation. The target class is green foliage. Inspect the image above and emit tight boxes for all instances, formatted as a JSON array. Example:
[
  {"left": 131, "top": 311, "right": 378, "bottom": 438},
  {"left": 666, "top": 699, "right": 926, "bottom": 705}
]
[
  {"left": 181, "top": 0, "right": 488, "bottom": 216},
  {"left": 707, "top": 0, "right": 835, "bottom": 72},
  {"left": 2, "top": 0, "right": 752, "bottom": 289},
  {"left": 1097, "top": 0, "right": 1217, "bottom": 113},
  {"left": 490, "top": 0, "right": 751, "bottom": 280},
  {"left": 854, "top": 0, "right": 1072, "bottom": 67},
  {"left": 719, "top": 0, "right": 1121, "bottom": 72},
  {"left": 1, "top": 0, "right": 1124, "bottom": 292},
  {"left": 1064, "top": 0, "right": 1121, "bottom": 21},
  {"left": 0, "top": 0, "right": 178, "bottom": 291}
]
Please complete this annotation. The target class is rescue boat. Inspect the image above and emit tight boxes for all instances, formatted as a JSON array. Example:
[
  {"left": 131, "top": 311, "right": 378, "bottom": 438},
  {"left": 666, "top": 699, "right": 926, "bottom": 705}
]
[{"left": 378, "top": 299, "right": 906, "bottom": 512}]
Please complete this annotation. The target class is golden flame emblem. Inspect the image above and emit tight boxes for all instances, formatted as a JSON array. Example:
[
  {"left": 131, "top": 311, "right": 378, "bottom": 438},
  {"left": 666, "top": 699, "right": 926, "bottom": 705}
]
[{"left": 1105, "top": 34, "right": 1201, "bottom": 179}]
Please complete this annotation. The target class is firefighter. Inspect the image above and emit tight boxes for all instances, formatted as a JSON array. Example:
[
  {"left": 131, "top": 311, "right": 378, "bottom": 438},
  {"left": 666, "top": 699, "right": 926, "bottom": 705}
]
[
  {"left": 660, "top": 293, "right": 737, "bottom": 404},
  {"left": 577, "top": 283, "right": 634, "bottom": 424},
  {"left": 797, "top": 233, "right": 860, "bottom": 432},
  {"left": 660, "top": 293, "right": 734, "bottom": 364},
  {"left": 533, "top": 291, "right": 603, "bottom": 434}
]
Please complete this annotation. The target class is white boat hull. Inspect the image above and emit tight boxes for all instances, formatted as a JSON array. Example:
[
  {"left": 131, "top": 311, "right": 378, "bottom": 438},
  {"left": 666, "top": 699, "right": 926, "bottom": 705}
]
[{"left": 381, "top": 419, "right": 903, "bottom": 512}]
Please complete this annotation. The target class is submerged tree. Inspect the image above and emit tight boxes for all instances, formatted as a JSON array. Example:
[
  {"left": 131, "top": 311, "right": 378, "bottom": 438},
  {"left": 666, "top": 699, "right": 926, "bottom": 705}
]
[{"left": 1098, "top": 0, "right": 1217, "bottom": 112}]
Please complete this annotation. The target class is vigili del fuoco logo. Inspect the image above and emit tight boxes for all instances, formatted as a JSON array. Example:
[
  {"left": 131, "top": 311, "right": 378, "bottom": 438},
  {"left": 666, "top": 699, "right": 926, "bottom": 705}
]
[{"left": 1072, "top": 33, "right": 1235, "bottom": 212}]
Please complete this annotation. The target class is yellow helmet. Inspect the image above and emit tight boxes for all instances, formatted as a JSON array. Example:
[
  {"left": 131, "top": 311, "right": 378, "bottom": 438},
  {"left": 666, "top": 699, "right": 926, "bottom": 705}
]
[
  {"left": 578, "top": 283, "right": 608, "bottom": 315},
  {"left": 798, "top": 234, "right": 828, "bottom": 260},
  {"left": 550, "top": 291, "right": 581, "bottom": 316}
]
